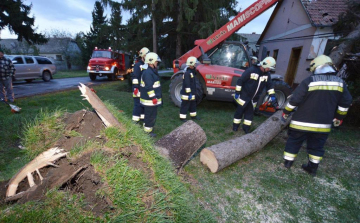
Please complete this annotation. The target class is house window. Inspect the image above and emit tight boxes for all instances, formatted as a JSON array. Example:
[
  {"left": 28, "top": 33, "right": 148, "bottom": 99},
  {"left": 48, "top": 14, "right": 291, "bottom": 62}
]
[
  {"left": 273, "top": 49, "right": 279, "bottom": 60},
  {"left": 56, "top": 55, "right": 63, "bottom": 61}
]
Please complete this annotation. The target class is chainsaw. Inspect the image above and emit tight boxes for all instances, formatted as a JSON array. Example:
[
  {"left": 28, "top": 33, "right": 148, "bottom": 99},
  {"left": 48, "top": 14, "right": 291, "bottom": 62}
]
[{"left": 1, "top": 98, "right": 21, "bottom": 113}]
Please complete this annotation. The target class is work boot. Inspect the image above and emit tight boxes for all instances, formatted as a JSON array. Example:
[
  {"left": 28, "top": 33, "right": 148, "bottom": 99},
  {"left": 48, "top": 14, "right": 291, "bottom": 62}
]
[
  {"left": 191, "top": 116, "right": 201, "bottom": 120},
  {"left": 301, "top": 161, "right": 319, "bottom": 176},
  {"left": 233, "top": 124, "right": 239, "bottom": 132},
  {"left": 149, "top": 132, "right": 157, "bottom": 138},
  {"left": 284, "top": 160, "right": 293, "bottom": 169},
  {"left": 242, "top": 125, "right": 250, "bottom": 134}
]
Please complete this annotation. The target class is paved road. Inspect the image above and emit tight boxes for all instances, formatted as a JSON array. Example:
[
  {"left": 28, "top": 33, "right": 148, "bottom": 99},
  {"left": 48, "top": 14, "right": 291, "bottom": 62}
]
[
  {"left": 13, "top": 77, "right": 114, "bottom": 98},
  {"left": 13, "top": 70, "right": 173, "bottom": 98}
]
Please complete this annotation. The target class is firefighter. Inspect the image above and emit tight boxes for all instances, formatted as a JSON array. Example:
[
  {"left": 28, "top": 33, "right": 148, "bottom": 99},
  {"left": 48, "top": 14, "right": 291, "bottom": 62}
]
[
  {"left": 282, "top": 55, "right": 352, "bottom": 176},
  {"left": 251, "top": 56, "right": 258, "bottom": 66},
  {"left": 131, "top": 47, "right": 149, "bottom": 123},
  {"left": 179, "top": 56, "right": 200, "bottom": 122},
  {"left": 233, "top": 56, "right": 277, "bottom": 133},
  {"left": 140, "top": 52, "right": 162, "bottom": 137}
]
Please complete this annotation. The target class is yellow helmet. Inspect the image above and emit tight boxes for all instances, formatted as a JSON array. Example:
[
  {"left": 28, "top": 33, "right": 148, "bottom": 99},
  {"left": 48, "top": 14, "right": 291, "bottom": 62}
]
[
  {"left": 145, "top": 52, "right": 161, "bottom": 65},
  {"left": 308, "top": 55, "right": 333, "bottom": 72},
  {"left": 139, "top": 47, "right": 150, "bottom": 58},
  {"left": 260, "top": 57, "right": 276, "bottom": 69},
  {"left": 186, "top": 56, "right": 198, "bottom": 66}
]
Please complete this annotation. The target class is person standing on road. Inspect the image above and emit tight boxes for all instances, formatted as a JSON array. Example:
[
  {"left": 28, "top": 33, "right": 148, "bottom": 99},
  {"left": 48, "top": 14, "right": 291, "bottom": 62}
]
[
  {"left": 0, "top": 49, "right": 15, "bottom": 102},
  {"left": 131, "top": 47, "right": 150, "bottom": 123},
  {"left": 282, "top": 55, "right": 352, "bottom": 176},
  {"left": 179, "top": 56, "right": 201, "bottom": 122},
  {"left": 233, "top": 57, "right": 277, "bottom": 134},
  {"left": 140, "top": 52, "right": 162, "bottom": 137}
]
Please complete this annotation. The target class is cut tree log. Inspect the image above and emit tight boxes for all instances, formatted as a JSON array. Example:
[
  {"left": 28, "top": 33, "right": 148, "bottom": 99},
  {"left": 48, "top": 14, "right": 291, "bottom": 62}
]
[
  {"left": 6, "top": 147, "right": 68, "bottom": 198},
  {"left": 200, "top": 110, "right": 291, "bottom": 173},
  {"left": 155, "top": 120, "right": 206, "bottom": 169},
  {"left": 78, "top": 83, "right": 125, "bottom": 132}
]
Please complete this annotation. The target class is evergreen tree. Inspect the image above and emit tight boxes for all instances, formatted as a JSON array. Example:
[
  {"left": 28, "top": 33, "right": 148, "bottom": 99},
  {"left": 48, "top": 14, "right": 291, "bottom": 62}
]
[{"left": 0, "top": 0, "right": 47, "bottom": 44}]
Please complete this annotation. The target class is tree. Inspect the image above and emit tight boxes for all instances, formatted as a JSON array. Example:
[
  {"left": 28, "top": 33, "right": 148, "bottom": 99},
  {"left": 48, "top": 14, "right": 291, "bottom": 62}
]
[{"left": 0, "top": 0, "right": 47, "bottom": 44}]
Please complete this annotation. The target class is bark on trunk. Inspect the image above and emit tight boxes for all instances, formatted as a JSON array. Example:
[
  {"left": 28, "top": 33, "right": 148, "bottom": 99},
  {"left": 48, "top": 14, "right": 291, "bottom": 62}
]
[
  {"left": 200, "top": 110, "right": 291, "bottom": 173},
  {"left": 152, "top": 0, "right": 157, "bottom": 53},
  {"left": 175, "top": 0, "right": 183, "bottom": 58},
  {"left": 155, "top": 120, "right": 206, "bottom": 169},
  {"left": 329, "top": 23, "right": 360, "bottom": 67}
]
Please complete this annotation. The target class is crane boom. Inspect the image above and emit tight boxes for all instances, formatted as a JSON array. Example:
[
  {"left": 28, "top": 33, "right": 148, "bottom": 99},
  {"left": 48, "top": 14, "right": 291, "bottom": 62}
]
[{"left": 174, "top": 0, "right": 279, "bottom": 72}]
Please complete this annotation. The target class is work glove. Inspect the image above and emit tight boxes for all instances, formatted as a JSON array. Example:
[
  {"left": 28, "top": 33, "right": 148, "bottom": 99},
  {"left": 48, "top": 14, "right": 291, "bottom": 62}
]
[
  {"left": 133, "top": 88, "right": 139, "bottom": 96},
  {"left": 281, "top": 112, "right": 289, "bottom": 122},
  {"left": 234, "top": 93, "right": 240, "bottom": 99},
  {"left": 333, "top": 118, "right": 343, "bottom": 127},
  {"left": 152, "top": 98, "right": 158, "bottom": 105},
  {"left": 270, "top": 95, "right": 278, "bottom": 108},
  {"left": 188, "top": 93, "right": 192, "bottom": 100}
]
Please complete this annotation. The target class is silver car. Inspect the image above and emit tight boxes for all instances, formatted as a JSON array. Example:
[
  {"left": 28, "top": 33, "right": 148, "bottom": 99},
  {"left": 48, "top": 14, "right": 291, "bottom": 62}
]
[{"left": 6, "top": 55, "right": 57, "bottom": 82}]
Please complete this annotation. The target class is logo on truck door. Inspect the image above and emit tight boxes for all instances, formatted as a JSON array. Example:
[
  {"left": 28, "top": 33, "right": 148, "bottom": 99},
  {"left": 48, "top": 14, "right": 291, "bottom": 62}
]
[{"left": 205, "top": 74, "right": 229, "bottom": 81}]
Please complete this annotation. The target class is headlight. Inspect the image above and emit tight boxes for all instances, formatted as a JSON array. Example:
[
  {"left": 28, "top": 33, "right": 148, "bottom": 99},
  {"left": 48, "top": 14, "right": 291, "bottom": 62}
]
[
  {"left": 105, "top": 67, "right": 110, "bottom": 71},
  {"left": 87, "top": 66, "right": 91, "bottom": 70}
]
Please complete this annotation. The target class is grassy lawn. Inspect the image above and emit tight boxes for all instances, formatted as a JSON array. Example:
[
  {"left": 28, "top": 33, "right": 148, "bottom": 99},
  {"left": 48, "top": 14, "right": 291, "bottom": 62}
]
[
  {"left": 1, "top": 77, "right": 359, "bottom": 222},
  {"left": 53, "top": 70, "right": 88, "bottom": 79}
]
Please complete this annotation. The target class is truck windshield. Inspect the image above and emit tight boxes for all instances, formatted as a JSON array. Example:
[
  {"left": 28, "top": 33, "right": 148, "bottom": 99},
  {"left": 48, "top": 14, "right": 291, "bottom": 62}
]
[
  {"left": 92, "top": 51, "right": 111, "bottom": 58},
  {"left": 210, "top": 43, "right": 249, "bottom": 70}
]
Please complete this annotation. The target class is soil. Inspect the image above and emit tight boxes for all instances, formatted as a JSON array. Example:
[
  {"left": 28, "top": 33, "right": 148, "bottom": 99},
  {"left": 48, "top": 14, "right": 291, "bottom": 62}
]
[{"left": 0, "top": 109, "right": 151, "bottom": 217}]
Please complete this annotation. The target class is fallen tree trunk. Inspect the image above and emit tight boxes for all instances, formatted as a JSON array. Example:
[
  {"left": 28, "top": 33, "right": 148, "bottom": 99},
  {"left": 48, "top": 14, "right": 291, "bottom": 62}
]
[
  {"left": 200, "top": 110, "right": 291, "bottom": 173},
  {"left": 155, "top": 120, "right": 206, "bottom": 169},
  {"left": 78, "top": 83, "right": 125, "bottom": 132}
]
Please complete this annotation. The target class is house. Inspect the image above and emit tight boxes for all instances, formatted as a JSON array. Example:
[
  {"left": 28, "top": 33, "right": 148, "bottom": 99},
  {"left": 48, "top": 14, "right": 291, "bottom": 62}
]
[
  {"left": 257, "top": 0, "right": 348, "bottom": 86},
  {"left": 236, "top": 32, "right": 261, "bottom": 56},
  {"left": 0, "top": 38, "right": 82, "bottom": 70}
]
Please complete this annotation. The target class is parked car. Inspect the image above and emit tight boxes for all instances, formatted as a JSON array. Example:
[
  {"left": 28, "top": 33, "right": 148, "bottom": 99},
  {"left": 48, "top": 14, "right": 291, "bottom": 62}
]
[{"left": 6, "top": 55, "right": 57, "bottom": 82}]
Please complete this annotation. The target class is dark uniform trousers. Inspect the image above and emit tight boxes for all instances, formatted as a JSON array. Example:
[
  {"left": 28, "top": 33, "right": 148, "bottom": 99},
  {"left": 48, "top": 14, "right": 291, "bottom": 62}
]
[
  {"left": 284, "top": 129, "right": 328, "bottom": 163},
  {"left": 143, "top": 105, "right": 157, "bottom": 131},
  {"left": 180, "top": 100, "right": 196, "bottom": 120},
  {"left": 132, "top": 92, "right": 144, "bottom": 122},
  {"left": 233, "top": 101, "right": 255, "bottom": 132}
]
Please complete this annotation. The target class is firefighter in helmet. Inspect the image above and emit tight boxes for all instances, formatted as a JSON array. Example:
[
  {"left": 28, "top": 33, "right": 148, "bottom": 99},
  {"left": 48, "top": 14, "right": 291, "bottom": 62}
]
[
  {"left": 282, "top": 55, "right": 352, "bottom": 176},
  {"left": 233, "top": 56, "right": 277, "bottom": 134},
  {"left": 140, "top": 52, "right": 162, "bottom": 137},
  {"left": 179, "top": 56, "right": 201, "bottom": 122},
  {"left": 251, "top": 56, "right": 258, "bottom": 66},
  {"left": 131, "top": 47, "right": 150, "bottom": 123}
]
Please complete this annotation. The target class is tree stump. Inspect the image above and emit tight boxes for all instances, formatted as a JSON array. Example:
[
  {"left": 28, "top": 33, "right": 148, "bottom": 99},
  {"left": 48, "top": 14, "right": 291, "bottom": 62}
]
[
  {"left": 200, "top": 110, "right": 291, "bottom": 173},
  {"left": 155, "top": 120, "right": 206, "bottom": 169}
]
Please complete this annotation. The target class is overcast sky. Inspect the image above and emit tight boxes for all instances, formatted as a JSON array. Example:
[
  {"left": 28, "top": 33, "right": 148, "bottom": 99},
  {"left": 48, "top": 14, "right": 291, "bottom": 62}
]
[{"left": 1, "top": 0, "right": 275, "bottom": 39}]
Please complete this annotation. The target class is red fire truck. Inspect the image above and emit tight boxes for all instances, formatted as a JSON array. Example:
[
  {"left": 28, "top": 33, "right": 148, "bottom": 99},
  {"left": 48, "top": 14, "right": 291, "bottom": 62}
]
[
  {"left": 87, "top": 47, "right": 131, "bottom": 81},
  {"left": 170, "top": 0, "right": 291, "bottom": 113}
]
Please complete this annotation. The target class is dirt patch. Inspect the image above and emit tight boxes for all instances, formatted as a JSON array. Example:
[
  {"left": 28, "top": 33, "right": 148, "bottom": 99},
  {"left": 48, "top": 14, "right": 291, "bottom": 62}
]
[{"left": 0, "top": 110, "right": 111, "bottom": 216}]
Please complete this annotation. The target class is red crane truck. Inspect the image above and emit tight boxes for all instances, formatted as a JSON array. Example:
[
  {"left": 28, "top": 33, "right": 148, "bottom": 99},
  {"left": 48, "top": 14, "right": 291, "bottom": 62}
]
[
  {"left": 169, "top": 0, "right": 291, "bottom": 112},
  {"left": 87, "top": 47, "right": 131, "bottom": 81}
]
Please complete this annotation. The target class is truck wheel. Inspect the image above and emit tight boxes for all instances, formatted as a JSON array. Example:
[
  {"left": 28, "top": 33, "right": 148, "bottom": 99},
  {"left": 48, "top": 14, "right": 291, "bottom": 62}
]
[
  {"left": 108, "top": 69, "right": 117, "bottom": 81},
  {"left": 89, "top": 73, "right": 97, "bottom": 81},
  {"left": 169, "top": 74, "right": 204, "bottom": 107},
  {"left": 42, "top": 71, "right": 51, "bottom": 82},
  {"left": 257, "top": 80, "right": 292, "bottom": 110}
]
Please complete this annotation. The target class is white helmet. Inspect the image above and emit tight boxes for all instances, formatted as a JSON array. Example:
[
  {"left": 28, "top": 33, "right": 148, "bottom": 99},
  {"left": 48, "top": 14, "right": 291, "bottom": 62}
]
[
  {"left": 260, "top": 57, "right": 276, "bottom": 69},
  {"left": 308, "top": 55, "right": 333, "bottom": 72},
  {"left": 251, "top": 56, "right": 258, "bottom": 61},
  {"left": 145, "top": 52, "right": 161, "bottom": 65},
  {"left": 139, "top": 47, "right": 150, "bottom": 58},
  {"left": 186, "top": 56, "right": 197, "bottom": 66}
]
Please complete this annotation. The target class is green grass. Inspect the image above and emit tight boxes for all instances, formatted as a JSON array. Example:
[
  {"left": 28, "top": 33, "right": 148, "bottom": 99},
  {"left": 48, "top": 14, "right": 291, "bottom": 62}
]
[
  {"left": 1, "top": 76, "right": 359, "bottom": 222},
  {"left": 54, "top": 70, "right": 88, "bottom": 79}
]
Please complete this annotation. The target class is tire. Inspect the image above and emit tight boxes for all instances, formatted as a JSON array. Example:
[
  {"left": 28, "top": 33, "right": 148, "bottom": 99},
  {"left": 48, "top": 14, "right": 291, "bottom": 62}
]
[
  {"left": 25, "top": 79, "right": 33, "bottom": 83},
  {"left": 257, "top": 80, "right": 292, "bottom": 110},
  {"left": 89, "top": 73, "right": 97, "bottom": 81},
  {"left": 42, "top": 71, "right": 51, "bottom": 82},
  {"left": 108, "top": 68, "right": 117, "bottom": 81},
  {"left": 169, "top": 74, "right": 204, "bottom": 107}
]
